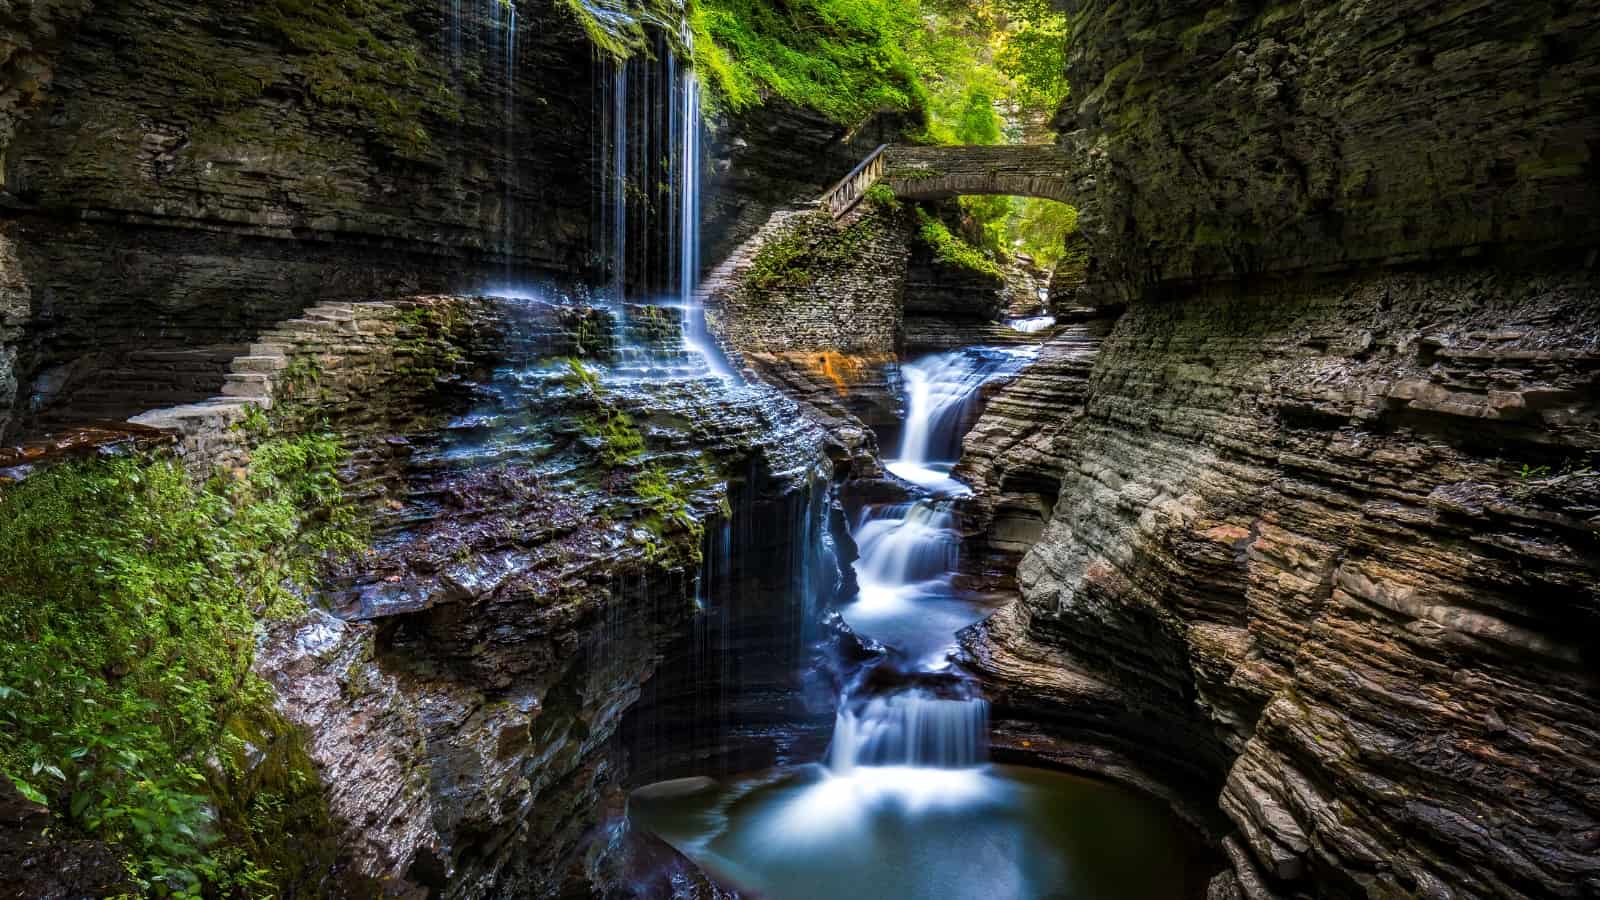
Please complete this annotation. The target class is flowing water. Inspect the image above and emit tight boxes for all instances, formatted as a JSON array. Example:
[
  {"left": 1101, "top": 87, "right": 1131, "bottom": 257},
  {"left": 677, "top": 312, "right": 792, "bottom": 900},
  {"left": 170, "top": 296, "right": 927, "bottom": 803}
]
[
  {"left": 887, "top": 346, "right": 1037, "bottom": 493},
  {"left": 631, "top": 347, "right": 1207, "bottom": 898}
]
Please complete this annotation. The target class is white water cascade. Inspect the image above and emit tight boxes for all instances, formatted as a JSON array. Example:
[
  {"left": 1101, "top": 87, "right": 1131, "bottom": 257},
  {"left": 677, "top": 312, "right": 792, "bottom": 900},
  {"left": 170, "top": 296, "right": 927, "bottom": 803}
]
[
  {"left": 829, "top": 691, "right": 988, "bottom": 772},
  {"left": 823, "top": 346, "right": 1037, "bottom": 771},
  {"left": 888, "top": 347, "right": 1036, "bottom": 493}
]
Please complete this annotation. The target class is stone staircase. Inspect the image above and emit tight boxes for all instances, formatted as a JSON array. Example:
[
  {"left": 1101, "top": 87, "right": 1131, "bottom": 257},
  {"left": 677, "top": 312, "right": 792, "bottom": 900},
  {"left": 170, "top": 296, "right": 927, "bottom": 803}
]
[
  {"left": 695, "top": 206, "right": 818, "bottom": 368},
  {"left": 128, "top": 301, "right": 399, "bottom": 471}
]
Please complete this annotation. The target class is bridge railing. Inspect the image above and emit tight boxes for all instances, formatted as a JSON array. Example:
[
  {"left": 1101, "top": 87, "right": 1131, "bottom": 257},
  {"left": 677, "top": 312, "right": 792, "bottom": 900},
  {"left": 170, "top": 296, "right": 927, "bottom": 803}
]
[{"left": 818, "top": 144, "right": 889, "bottom": 219}]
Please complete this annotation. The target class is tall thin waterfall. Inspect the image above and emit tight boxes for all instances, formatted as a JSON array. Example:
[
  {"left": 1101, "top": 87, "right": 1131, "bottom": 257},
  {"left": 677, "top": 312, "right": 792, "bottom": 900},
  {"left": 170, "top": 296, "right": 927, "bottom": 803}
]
[
  {"left": 446, "top": 0, "right": 521, "bottom": 280},
  {"left": 610, "top": 61, "right": 629, "bottom": 304}
]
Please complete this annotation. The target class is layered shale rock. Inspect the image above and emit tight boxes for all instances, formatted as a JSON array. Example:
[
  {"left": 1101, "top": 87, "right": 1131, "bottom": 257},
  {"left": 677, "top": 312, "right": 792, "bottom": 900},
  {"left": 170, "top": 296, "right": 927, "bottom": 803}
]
[
  {"left": 963, "top": 1, "right": 1600, "bottom": 898},
  {"left": 241, "top": 297, "right": 837, "bottom": 897},
  {"left": 969, "top": 266, "right": 1600, "bottom": 897},
  {"left": 953, "top": 316, "right": 1115, "bottom": 576}
]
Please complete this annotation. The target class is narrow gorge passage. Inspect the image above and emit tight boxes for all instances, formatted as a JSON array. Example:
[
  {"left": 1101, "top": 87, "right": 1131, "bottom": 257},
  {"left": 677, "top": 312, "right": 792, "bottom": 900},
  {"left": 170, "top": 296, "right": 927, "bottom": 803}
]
[
  {"left": 630, "top": 345, "right": 1209, "bottom": 900},
  {"left": 1, "top": 0, "right": 1595, "bottom": 898}
]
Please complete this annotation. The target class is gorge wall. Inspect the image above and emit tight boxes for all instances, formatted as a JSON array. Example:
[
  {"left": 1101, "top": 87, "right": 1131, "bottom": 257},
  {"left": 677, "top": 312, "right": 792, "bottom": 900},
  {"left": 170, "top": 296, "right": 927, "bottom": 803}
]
[
  {"left": 0, "top": 0, "right": 886, "bottom": 443},
  {"left": 0, "top": 0, "right": 602, "bottom": 439},
  {"left": 964, "top": 1, "right": 1600, "bottom": 898}
]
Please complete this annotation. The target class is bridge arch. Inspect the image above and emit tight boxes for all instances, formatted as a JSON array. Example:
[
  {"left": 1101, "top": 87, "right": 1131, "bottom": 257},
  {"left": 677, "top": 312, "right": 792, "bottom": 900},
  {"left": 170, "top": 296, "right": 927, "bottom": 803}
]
[{"left": 820, "top": 143, "right": 1076, "bottom": 218}]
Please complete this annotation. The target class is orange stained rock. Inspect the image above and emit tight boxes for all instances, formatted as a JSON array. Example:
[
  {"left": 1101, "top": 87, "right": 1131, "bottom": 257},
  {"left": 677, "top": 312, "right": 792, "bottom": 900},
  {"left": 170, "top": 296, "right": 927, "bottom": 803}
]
[{"left": 800, "top": 351, "right": 894, "bottom": 396}]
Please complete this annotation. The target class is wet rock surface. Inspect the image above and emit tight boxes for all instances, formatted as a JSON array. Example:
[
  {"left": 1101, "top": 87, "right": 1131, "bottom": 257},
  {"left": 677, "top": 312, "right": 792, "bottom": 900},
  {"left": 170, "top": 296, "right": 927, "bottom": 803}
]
[{"left": 236, "top": 295, "right": 840, "bottom": 898}]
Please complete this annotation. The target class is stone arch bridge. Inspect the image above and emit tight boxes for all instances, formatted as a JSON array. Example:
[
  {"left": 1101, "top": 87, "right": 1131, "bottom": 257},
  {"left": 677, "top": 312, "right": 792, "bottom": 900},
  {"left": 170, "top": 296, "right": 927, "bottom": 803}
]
[{"left": 821, "top": 143, "right": 1075, "bottom": 218}]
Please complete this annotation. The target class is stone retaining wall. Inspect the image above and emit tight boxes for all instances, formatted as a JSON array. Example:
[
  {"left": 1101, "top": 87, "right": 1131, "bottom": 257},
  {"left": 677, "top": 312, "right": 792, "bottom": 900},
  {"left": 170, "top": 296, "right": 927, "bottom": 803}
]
[{"left": 704, "top": 204, "right": 913, "bottom": 358}]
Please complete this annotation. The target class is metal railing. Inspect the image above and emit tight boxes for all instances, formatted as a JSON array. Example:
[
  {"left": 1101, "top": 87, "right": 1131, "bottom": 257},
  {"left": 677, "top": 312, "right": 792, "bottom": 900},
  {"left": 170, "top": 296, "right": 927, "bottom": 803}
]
[{"left": 818, "top": 144, "right": 889, "bottom": 219}]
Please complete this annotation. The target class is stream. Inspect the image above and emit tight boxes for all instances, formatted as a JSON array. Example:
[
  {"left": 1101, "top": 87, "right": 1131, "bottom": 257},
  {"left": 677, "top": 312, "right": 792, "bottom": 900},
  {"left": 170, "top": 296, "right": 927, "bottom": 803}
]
[{"left": 630, "top": 347, "right": 1207, "bottom": 899}]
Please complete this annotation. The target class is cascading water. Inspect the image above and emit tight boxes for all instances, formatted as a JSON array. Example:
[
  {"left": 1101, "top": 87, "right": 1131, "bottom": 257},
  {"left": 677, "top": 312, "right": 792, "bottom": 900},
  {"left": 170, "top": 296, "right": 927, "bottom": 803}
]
[
  {"left": 1006, "top": 314, "right": 1057, "bottom": 333},
  {"left": 828, "top": 690, "right": 988, "bottom": 772},
  {"left": 824, "top": 347, "right": 1028, "bottom": 767},
  {"left": 630, "top": 344, "right": 1203, "bottom": 899},
  {"left": 888, "top": 347, "right": 1036, "bottom": 493}
]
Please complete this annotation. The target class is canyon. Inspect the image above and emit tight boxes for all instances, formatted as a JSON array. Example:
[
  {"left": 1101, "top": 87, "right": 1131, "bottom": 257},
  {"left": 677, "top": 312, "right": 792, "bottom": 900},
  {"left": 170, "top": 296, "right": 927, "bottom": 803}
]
[{"left": 0, "top": 0, "right": 1596, "bottom": 899}]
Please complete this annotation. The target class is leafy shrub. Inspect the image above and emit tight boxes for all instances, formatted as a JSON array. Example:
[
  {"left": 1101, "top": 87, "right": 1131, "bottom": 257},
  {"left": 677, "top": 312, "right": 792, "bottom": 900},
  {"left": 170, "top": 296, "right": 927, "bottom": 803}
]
[
  {"left": 916, "top": 207, "right": 1004, "bottom": 278},
  {"left": 864, "top": 182, "right": 902, "bottom": 211},
  {"left": 689, "top": 0, "right": 926, "bottom": 124},
  {"left": 0, "top": 433, "right": 361, "bottom": 896}
]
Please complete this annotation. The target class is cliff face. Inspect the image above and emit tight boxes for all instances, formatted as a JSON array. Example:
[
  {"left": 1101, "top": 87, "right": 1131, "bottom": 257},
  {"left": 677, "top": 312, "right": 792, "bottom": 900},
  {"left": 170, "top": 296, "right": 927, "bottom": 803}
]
[
  {"left": 966, "top": 1, "right": 1600, "bottom": 898},
  {"left": 1061, "top": 0, "right": 1600, "bottom": 296},
  {"left": 0, "top": 0, "right": 605, "bottom": 439},
  {"left": 248, "top": 298, "right": 836, "bottom": 898}
]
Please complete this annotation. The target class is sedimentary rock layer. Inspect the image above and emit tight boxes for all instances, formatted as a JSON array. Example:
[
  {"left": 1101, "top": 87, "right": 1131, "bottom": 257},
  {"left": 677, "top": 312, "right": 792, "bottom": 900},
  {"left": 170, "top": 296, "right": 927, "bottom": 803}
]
[
  {"left": 271, "top": 299, "right": 834, "bottom": 896},
  {"left": 969, "top": 265, "right": 1600, "bottom": 898}
]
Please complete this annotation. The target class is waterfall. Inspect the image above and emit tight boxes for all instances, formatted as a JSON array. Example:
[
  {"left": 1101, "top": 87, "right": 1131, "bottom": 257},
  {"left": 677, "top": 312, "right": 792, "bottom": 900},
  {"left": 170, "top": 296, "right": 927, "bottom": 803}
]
[
  {"left": 821, "top": 344, "right": 1044, "bottom": 778},
  {"left": 1006, "top": 315, "right": 1056, "bottom": 334},
  {"left": 889, "top": 347, "right": 1036, "bottom": 492},
  {"left": 828, "top": 692, "right": 988, "bottom": 772},
  {"left": 674, "top": 44, "right": 736, "bottom": 380},
  {"left": 502, "top": 0, "right": 518, "bottom": 279},
  {"left": 852, "top": 502, "right": 958, "bottom": 601},
  {"left": 444, "top": 0, "right": 522, "bottom": 285},
  {"left": 610, "top": 60, "right": 629, "bottom": 304}
]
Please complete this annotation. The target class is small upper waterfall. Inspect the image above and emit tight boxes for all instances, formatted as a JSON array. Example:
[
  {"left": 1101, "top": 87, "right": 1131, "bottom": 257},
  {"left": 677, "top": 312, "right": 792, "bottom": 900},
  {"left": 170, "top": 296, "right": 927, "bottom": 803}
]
[
  {"left": 888, "top": 347, "right": 1035, "bottom": 493},
  {"left": 1006, "top": 315, "right": 1056, "bottom": 333}
]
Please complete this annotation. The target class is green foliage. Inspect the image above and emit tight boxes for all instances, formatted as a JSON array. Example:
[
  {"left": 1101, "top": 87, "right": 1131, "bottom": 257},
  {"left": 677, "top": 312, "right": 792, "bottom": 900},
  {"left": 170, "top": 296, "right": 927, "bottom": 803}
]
[
  {"left": 561, "top": 0, "right": 678, "bottom": 59},
  {"left": 864, "top": 181, "right": 902, "bottom": 211},
  {"left": 989, "top": 0, "right": 1070, "bottom": 112},
  {"left": 952, "top": 195, "right": 1080, "bottom": 267},
  {"left": 916, "top": 207, "right": 1003, "bottom": 278},
  {"left": 746, "top": 212, "right": 888, "bottom": 292},
  {"left": 662, "top": 0, "right": 1070, "bottom": 136},
  {"left": 958, "top": 195, "right": 1014, "bottom": 256},
  {"left": 908, "top": 0, "right": 1067, "bottom": 144},
  {"left": 1010, "top": 197, "right": 1079, "bottom": 267},
  {"left": 689, "top": 0, "right": 927, "bottom": 124},
  {"left": 0, "top": 433, "right": 361, "bottom": 895}
]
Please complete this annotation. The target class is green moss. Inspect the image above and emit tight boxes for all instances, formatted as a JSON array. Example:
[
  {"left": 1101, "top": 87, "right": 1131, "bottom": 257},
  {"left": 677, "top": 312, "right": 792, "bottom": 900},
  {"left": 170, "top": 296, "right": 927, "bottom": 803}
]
[
  {"left": 261, "top": 0, "right": 462, "bottom": 157},
  {"left": 915, "top": 207, "right": 1003, "bottom": 278},
  {"left": 393, "top": 303, "right": 470, "bottom": 382},
  {"left": 746, "top": 211, "right": 890, "bottom": 292},
  {"left": 634, "top": 463, "right": 705, "bottom": 564},
  {"left": 564, "top": 358, "right": 648, "bottom": 467},
  {"left": 0, "top": 430, "right": 363, "bottom": 896}
]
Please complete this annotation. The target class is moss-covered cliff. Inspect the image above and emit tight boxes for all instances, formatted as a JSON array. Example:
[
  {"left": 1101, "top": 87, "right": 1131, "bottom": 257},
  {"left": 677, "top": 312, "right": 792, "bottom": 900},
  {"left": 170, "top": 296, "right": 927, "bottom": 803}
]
[
  {"left": 1061, "top": 0, "right": 1600, "bottom": 297},
  {"left": 963, "top": 2, "right": 1600, "bottom": 898}
]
